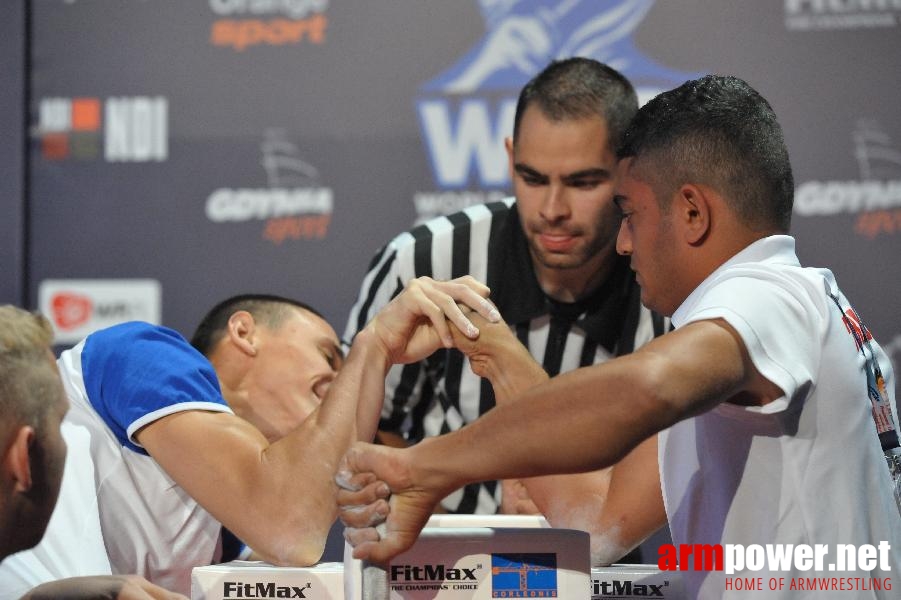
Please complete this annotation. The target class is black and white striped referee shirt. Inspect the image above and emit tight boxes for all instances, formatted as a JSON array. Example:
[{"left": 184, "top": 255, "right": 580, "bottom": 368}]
[{"left": 344, "top": 198, "right": 669, "bottom": 514}]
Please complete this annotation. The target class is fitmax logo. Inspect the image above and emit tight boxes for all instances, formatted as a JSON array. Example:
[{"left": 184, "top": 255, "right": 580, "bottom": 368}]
[
  {"left": 390, "top": 564, "right": 478, "bottom": 582},
  {"left": 222, "top": 581, "right": 310, "bottom": 598},
  {"left": 593, "top": 579, "right": 666, "bottom": 597}
]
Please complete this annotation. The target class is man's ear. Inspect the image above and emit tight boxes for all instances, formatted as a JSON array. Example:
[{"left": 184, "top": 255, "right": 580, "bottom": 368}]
[
  {"left": 505, "top": 136, "right": 515, "bottom": 180},
  {"left": 676, "top": 183, "right": 712, "bottom": 245},
  {"left": 226, "top": 311, "right": 258, "bottom": 357},
  {"left": 3, "top": 426, "right": 35, "bottom": 493}
]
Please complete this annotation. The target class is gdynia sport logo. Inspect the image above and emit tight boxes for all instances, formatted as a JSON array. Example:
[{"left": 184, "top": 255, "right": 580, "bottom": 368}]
[{"left": 658, "top": 542, "right": 893, "bottom": 593}]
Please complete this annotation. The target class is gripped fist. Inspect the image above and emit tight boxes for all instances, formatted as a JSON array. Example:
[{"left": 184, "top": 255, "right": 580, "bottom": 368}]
[{"left": 335, "top": 442, "right": 444, "bottom": 566}]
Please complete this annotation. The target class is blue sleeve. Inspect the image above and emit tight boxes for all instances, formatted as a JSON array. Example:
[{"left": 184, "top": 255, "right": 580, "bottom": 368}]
[{"left": 81, "top": 321, "right": 230, "bottom": 454}]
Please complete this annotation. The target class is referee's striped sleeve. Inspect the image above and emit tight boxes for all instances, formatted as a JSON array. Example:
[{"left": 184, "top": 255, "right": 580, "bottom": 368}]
[{"left": 343, "top": 231, "right": 426, "bottom": 430}]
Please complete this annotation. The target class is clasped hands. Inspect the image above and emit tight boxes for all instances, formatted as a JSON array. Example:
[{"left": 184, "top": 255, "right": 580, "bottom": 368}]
[
  {"left": 362, "top": 275, "right": 501, "bottom": 366},
  {"left": 336, "top": 275, "right": 522, "bottom": 565}
]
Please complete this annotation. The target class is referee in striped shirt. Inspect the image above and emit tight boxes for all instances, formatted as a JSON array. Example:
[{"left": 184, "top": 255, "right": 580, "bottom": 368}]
[{"left": 344, "top": 58, "right": 669, "bottom": 520}]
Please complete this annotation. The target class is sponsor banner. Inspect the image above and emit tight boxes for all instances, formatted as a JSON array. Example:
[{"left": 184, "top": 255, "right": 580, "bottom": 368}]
[
  {"left": 191, "top": 561, "right": 343, "bottom": 599},
  {"left": 22, "top": 0, "right": 901, "bottom": 379},
  {"left": 368, "top": 527, "right": 589, "bottom": 598},
  {"left": 411, "top": 0, "right": 702, "bottom": 223},
  {"left": 785, "top": 0, "right": 901, "bottom": 31},
  {"left": 591, "top": 565, "right": 685, "bottom": 599},
  {"left": 204, "top": 129, "right": 334, "bottom": 245},
  {"left": 794, "top": 119, "right": 901, "bottom": 239},
  {"left": 35, "top": 96, "right": 168, "bottom": 162},
  {"left": 208, "top": 0, "right": 330, "bottom": 51},
  {"left": 490, "top": 553, "right": 557, "bottom": 597},
  {"left": 38, "top": 279, "right": 162, "bottom": 344}
]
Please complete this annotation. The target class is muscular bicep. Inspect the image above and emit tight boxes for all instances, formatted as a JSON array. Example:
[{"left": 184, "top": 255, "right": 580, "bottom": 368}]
[
  {"left": 135, "top": 402, "right": 366, "bottom": 566},
  {"left": 634, "top": 318, "right": 782, "bottom": 420},
  {"left": 135, "top": 411, "right": 271, "bottom": 540}
]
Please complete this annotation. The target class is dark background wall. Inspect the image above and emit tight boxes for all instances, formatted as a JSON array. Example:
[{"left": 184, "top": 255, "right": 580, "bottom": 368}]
[
  {"left": 4, "top": 1, "right": 900, "bottom": 382},
  {"left": 1, "top": 1, "right": 26, "bottom": 307}
]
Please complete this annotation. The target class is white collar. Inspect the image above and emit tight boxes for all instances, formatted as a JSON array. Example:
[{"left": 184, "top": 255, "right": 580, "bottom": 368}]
[{"left": 672, "top": 235, "right": 799, "bottom": 327}]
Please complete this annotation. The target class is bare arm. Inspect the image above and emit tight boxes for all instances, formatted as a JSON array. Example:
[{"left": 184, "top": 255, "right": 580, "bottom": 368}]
[
  {"left": 454, "top": 315, "right": 666, "bottom": 565},
  {"left": 341, "top": 317, "right": 776, "bottom": 563},
  {"left": 21, "top": 575, "right": 187, "bottom": 600},
  {"left": 430, "top": 318, "right": 759, "bottom": 487},
  {"left": 138, "top": 277, "right": 499, "bottom": 567}
]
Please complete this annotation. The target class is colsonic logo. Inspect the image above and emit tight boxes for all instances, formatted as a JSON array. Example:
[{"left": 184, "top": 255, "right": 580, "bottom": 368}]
[
  {"left": 592, "top": 579, "right": 666, "bottom": 598},
  {"left": 785, "top": 0, "right": 901, "bottom": 31},
  {"left": 491, "top": 553, "right": 558, "bottom": 597},
  {"left": 412, "top": 0, "right": 701, "bottom": 224},
  {"left": 794, "top": 119, "right": 901, "bottom": 238},
  {"left": 208, "top": 0, "right": 329, "bottom": 51},
  {"left": 222, "top": 581, "right": 310, "bottom": 598},
  {"left": 205, "top": 128, "right": 334, "bottom": 244},
  {"left": 36, "top": 96, "right": 167, "bottom": 162}
]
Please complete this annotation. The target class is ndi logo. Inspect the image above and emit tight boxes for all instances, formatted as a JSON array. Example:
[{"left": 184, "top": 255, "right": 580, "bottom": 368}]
[
  {"left": 490, "top": 552, "right": 558, "bottom": 598},
  {"left": 36, "top": 96, "right": 168, "bottom": 162}
]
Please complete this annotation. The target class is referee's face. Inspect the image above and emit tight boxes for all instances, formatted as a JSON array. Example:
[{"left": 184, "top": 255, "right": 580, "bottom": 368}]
[{"left": 507, "top": 105, "right": 621, "bottom": 296}]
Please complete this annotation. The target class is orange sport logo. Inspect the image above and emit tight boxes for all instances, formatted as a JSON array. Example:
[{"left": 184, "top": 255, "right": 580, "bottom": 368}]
[{"left": 208, "top": 0, "right": 329, "bottom": 51}]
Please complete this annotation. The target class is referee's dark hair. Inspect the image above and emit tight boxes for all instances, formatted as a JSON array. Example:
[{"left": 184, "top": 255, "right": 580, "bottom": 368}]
[
  {"left": 512, "top": 57, "right": 638, "bottom": 153},
  {"left": 190, "top": 294, "right": 324, "bottom": 357}
]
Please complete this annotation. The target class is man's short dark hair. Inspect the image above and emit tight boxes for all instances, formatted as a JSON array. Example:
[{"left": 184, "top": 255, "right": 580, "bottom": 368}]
[
  {"left": 190, "top": 294, "right": 324, "bottom": 357},
  {"left": 513, "top": 57, "right": 638, "bottom": 153},
  {"left": 618, "top": 74, "right": 794, "bottom": 233}
]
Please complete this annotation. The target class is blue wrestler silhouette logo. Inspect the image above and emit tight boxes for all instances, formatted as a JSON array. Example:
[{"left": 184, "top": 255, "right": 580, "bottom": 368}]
[{"left": 416, "top": 0, "right": 702, "bottom": 190}]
